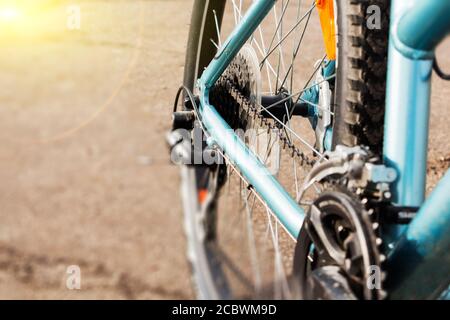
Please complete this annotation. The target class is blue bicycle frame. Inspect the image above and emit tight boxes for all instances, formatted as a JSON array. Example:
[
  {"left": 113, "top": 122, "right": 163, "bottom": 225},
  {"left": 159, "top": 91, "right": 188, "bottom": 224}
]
[
  {"left": 383, "top": 0, "right": 450, "bottom": 299},
  {"left": 196, "top": 0, "right": 450, "bottom": 299}
]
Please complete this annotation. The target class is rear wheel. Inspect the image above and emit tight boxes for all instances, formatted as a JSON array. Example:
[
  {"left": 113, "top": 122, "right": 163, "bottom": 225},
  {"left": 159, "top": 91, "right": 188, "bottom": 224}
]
[{"left": 179, "top": 0, "right": 389, "bottom": 299}]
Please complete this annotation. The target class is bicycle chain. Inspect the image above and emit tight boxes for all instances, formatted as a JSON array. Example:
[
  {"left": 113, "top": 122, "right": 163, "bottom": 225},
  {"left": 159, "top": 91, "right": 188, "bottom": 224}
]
[
  {"left": 208, "top": 53, "right": 386, "bottom": 299},
  {"left": 210, "top": 54, "right": 317, "bottom": 168}
]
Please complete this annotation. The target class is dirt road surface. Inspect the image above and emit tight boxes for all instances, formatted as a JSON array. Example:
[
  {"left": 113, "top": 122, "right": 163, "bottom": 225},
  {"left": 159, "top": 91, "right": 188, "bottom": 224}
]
[
  {"left": 0, "top": 0, "right": 448, "bottom": 299},
  {"left": 0, "top": 0, "right": 193, "bottom": 299}
]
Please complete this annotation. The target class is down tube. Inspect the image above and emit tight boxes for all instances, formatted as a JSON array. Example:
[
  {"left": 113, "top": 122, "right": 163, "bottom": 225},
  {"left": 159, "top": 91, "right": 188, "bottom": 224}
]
[
  {"left": 386, "top": 170, "right": 450, "bottom": 299},
  {"left": 198, "top": 0, "right": 305, "bottom": 238}
]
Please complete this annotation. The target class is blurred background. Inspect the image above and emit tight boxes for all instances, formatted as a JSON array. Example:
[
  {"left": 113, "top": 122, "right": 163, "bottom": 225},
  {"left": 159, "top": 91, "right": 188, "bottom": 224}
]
[
  {"left": 0, "top": 0, "right": 192, "bottom": 299},
  {"left": 0, "top": 0, "right": 448, "bottom": 299}
]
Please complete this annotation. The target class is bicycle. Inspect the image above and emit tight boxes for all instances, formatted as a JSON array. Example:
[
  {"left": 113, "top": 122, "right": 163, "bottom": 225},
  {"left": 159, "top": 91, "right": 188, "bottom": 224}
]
[{"left": 168, "top": 0, "right": 450, "bottom": 300}]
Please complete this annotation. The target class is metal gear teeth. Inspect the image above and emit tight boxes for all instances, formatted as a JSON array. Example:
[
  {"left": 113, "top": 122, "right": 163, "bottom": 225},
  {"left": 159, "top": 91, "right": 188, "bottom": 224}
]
[{"left": 212, "top": 54, "right": 317, "bottom": 169}]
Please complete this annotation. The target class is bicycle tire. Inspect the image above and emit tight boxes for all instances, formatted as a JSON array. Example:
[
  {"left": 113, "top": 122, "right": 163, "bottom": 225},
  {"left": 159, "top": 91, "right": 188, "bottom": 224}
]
[{"left": 180, "top": 0, "right": 389, "bottom": 299}]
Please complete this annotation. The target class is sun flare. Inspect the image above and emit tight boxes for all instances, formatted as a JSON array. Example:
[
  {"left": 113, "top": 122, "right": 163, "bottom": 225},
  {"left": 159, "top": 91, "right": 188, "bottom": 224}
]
[
  {"left": 0, "top": 6, "right": 22, "bottom": 23},
  {"left": 0, "top": 1, "right": 68, "bottom": 40}
]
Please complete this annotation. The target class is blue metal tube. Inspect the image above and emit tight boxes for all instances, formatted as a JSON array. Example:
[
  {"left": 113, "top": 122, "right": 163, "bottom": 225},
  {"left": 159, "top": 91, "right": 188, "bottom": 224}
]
[
  {"left": 201, "top": 100, "right": 305, "bottom": 238},
  {"left": 440, "top": 287, "right": 450, "bottom": 300},
  {"left": 198, "top": 0, "right": 305, "bottom": 238},
  {"left": 396, "top": 0, "right": 450, "bottom": 57},
  {"left": 382, "top": 0, "right": 450, "bottom": 299},
  {"left": 201, "top": 0, "right": 276, "bottom": 89},
  {"left": 386, "top": 170, "right": 450, "bottom": 299},
  {"left": 383, "top": 55, "right": 432, "bottom": 206},
  {"left": 383, "top": 0, "right": 434, "bottom": 243}
]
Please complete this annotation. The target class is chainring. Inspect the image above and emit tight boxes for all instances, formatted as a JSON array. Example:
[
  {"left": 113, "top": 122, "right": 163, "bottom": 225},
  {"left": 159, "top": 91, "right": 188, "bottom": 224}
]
[{"left": 293, "top": 189, "right": 385, "bottom": 300}]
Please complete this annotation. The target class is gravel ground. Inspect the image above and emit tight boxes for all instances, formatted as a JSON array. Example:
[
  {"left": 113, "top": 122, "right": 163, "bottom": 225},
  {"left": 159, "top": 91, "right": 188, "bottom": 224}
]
[{"left": 0, "top": 0, "right": 448, "bottom": 299}]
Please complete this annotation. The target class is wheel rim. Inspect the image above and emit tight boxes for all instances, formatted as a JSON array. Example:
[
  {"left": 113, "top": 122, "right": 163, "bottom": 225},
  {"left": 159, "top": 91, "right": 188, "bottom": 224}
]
[{"left": 183, "top": 0, "right": 341, "bottom": 299}]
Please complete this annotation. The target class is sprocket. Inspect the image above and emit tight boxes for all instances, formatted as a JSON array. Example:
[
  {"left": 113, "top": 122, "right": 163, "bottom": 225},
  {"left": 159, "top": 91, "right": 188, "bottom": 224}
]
[
  {"left": 292, "top": 146, "right": 392, "bottom": 300},
  {"left": 293, "top": 190, "right": 385, "bottom": 300},
  {"left": 210, "top": 44, "right": 261, "bottom": 131}
]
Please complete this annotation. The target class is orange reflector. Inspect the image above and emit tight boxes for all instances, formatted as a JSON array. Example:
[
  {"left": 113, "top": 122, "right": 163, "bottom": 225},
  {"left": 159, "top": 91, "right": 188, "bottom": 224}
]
[
  {"left": 316, "top": 0, "right": 337, "bottom": 60},
  {"left": 198, "top": 189, "right": 208, "bottom": 204}
]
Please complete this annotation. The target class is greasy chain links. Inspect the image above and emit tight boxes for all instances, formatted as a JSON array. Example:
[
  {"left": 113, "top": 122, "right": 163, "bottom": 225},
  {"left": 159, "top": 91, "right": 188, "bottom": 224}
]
[
  {"left": 206, "top": 54, "right": 385, "bottom": 299},
  {"left": 210, "top": 54, "right": 317, "bottom": 168}
]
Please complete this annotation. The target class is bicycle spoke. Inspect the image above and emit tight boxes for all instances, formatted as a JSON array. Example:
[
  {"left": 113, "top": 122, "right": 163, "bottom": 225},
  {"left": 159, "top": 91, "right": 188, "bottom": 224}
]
[
  {"left": 264, "top": 0, "right": 291, "bottom": 72},
  {"left": 195, "top": 0, "right": 345, "bottom": 299},
  {"left": 215, "top": 245, "right": 255, "bottom": 291},
  {"left": 243, "top": 186, "right": 263, "bottom": 294},
  {"left": 265, "top": 208, "right": 292, "bottom": 299},
  {"left": 230, "top": 0, "right": 283, "bottom": 90},
  {"left": 280, "top": 1, "right": 312, "bottom": 91},
  {"left": 265, "top": 70, "right": 332, "bottom": 111},
  {"left": 273, "top": 0, "right": 288, "bottom": 93},
  {"left": 288, "top": 0, "right": 305, "bottom": 94},
  {"left": 260, "top": 3, "right": 316, "bottom": 68},
  {"left": 257, "top": 101, "right": 326, "bottom": 158},
  {"left": 210, "top": 38, "right": 219, "bottom": 50},
  {"left": 213, "top": 9, "right": 222, "bottom": 47}
]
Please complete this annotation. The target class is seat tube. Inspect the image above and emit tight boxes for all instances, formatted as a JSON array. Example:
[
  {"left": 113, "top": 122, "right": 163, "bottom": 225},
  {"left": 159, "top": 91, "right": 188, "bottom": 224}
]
[
  {"left": 382, "top": 0, "right": 434, "bottom": 244},
  {"left": 383, "top": 0, "right": 450, "bottom": 299}
]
